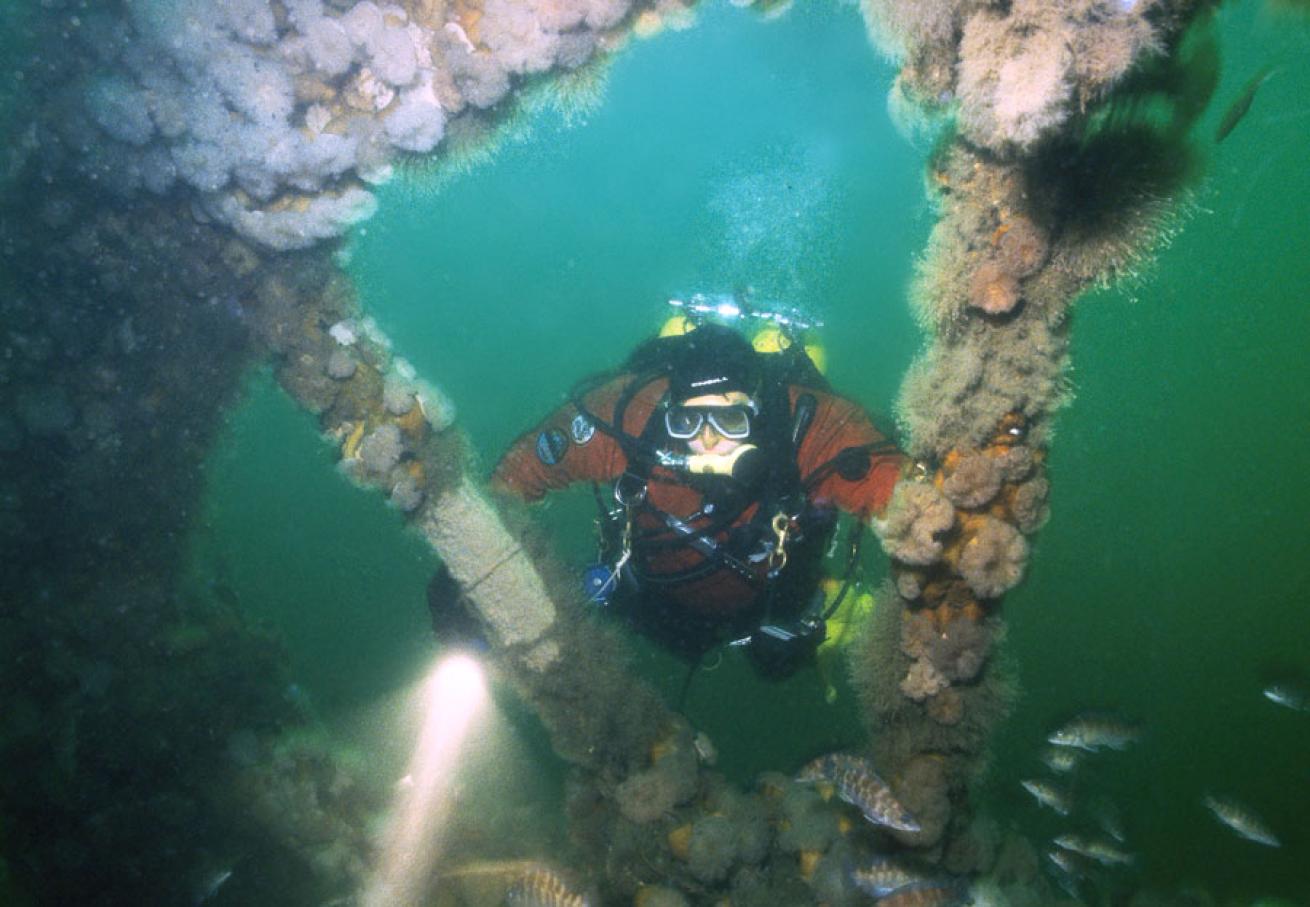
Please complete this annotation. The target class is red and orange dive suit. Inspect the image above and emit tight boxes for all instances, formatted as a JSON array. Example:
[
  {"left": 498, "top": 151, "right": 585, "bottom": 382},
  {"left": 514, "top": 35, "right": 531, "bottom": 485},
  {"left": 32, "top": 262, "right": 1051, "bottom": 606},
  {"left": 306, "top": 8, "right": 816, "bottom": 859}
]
[{"left": 493, "top": 367, "right": 905, "bottom": 662}]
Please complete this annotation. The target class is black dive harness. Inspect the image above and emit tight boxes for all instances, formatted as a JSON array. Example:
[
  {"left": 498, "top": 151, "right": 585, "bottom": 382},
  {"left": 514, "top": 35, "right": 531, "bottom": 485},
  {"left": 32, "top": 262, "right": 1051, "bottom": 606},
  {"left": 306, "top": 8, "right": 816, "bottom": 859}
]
[
  {"left": 577, "top": 367, "right": 796, "bottom": 597},
  {"left": 574, "top": 363, "right": 897, "bottom": 658}
]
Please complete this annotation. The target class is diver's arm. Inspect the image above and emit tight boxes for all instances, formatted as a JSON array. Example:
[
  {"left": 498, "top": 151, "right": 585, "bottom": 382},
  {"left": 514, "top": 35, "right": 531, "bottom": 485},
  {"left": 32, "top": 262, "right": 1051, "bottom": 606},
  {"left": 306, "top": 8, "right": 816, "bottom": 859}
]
[
  {"left": 490, "top": 375, "right": 636, "bottom": 502},
  {"left": 795, "top": 388, "right": 906, "bottom": 520}
]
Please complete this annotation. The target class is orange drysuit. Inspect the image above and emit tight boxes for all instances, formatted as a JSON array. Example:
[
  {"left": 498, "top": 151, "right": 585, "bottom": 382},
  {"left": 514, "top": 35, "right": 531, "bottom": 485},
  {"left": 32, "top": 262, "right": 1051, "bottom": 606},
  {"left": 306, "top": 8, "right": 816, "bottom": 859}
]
[{"left": 493, "top": 368, "right": 904, "bottom": 657}]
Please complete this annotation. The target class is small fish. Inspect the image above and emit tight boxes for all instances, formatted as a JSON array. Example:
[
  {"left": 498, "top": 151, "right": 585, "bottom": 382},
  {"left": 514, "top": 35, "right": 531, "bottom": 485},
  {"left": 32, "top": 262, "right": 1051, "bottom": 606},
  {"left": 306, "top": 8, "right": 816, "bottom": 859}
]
[
  {"left": 1046, "top": 847, "right": 1082, "bottom": 877},
  {"left": 194, "top": 869, "right": 233, "bottom": 905},
  {"left": 505, "top": 865, "right": 590, "bottom": 907},
  {"left": 1215, "top": 65, "right": 1279, "bottom": 143},
  {"left": 1203, "top": 794, "right": 1281, "bottom": 847},
  {"left": 1045, "top": 849, "right": 1087, "bottom": 899},
  {"left": 851, "top": 857, "right": 925, "bottom": 897},
  {"left": 1040, "top": 746, "right": 1082, "bottom": 774},
  {"left": 1263, "top": 681, "right": 1310, "bottom": 713},
  {"left": 1047, "top": 714, "right": 1140, "bottom": 752},
  {"left": 1021, "top": 779, "right": 1072, "bottom": 816},
  {"left": 1054, "top": 832, "right": 1134, "bottom": 867},
  {"left": 1092, "top": 799, "right": 1127, "bottom": 844},
  {"left": 797, "top": 753, "right": 921, "bottom": 833},
  {"left": 875, "top": 881, "right": 966, "bottom": 907},
  {"left": 693, "top": 731, "right": 718, "bottom": 765}
]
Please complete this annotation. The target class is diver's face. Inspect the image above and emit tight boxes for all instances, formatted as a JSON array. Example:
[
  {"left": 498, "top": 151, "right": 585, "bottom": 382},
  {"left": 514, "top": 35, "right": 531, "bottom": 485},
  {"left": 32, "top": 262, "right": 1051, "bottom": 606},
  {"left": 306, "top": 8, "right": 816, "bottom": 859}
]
[
  {"left": 688, "top": 425, "right": 740, "bottom": 457},
  {"left": 677, "top": 392, "right": 752, "bottom": 456}
]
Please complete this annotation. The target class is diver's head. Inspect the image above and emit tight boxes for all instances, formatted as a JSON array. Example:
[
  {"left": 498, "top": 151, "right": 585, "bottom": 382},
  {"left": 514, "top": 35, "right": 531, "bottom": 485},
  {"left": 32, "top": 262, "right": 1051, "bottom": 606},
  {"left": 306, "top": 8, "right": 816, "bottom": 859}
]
[
  {"left": 653, "top": 322, "right": 769, "bottom": 481},
  {"left": 665, "top": 323, "right": 761, "bottom": 401}
]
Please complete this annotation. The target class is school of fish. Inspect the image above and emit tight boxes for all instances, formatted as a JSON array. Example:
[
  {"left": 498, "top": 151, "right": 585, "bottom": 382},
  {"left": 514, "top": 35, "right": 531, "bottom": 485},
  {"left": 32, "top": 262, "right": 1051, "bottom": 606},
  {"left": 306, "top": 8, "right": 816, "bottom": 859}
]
[
  {"left": 444, "top": 670, "right": 1306, "bottom": 905},
  {"left": 1023, "top": 675, "right": 1302, "bottom": 898}
]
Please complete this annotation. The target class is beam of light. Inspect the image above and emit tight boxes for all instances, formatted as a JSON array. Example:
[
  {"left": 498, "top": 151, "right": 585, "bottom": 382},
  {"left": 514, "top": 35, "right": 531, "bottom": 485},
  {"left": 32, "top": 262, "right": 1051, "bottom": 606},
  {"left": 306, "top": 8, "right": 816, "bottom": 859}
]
[{"left": 362, "top": 653, "right": 486, "bottom": 907}]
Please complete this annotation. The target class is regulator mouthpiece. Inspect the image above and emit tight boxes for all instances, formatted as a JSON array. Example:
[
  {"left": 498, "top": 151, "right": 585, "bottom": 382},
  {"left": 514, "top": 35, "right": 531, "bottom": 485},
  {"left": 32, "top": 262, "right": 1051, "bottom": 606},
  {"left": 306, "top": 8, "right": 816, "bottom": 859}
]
[{"left": 661, "top": 443, "right": 763, "bottom": 481}]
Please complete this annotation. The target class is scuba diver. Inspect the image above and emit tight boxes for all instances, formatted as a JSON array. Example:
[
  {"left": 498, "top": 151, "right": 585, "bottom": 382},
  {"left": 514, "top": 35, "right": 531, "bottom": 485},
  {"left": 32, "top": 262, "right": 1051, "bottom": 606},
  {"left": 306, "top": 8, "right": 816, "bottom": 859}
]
[{"left": 490, "top": 296, "right": 906, "bottom": 681}]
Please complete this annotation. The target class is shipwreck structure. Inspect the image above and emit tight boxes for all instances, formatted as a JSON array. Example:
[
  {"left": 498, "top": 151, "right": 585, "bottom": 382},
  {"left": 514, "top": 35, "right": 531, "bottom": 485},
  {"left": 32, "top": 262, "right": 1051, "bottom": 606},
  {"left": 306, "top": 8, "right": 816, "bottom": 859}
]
[{"left": 0, "top": 0, "right": 1218, "bottom": 902}]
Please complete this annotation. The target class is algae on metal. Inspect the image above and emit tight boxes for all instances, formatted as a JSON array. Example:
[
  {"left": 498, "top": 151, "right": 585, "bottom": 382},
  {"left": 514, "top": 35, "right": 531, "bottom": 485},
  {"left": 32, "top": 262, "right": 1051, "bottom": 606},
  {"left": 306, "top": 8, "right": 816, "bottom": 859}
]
[{"left": 854, "top": 0, "right": 1220, "bottom": 864}]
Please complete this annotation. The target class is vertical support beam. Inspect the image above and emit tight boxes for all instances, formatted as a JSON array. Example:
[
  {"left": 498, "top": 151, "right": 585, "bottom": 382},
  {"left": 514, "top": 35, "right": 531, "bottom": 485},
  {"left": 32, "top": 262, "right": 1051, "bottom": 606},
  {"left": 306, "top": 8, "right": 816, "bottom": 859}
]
[{"left": 853, "top": 0, "right": 1216, "bottom": 864}]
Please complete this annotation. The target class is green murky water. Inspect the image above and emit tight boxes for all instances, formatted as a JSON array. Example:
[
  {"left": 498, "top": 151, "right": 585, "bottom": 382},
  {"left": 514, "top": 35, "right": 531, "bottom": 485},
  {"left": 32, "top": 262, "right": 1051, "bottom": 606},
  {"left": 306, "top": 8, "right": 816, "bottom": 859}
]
[{"left": 197, "top": 1, "right": 1310, "bottom": 900}]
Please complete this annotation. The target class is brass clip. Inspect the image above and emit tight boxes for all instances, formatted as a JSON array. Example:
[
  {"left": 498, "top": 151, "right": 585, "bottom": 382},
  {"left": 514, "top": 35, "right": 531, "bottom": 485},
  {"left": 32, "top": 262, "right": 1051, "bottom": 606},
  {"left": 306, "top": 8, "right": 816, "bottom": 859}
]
[{"left": 768, "top": 512, "right": 790, "bottom": 573}]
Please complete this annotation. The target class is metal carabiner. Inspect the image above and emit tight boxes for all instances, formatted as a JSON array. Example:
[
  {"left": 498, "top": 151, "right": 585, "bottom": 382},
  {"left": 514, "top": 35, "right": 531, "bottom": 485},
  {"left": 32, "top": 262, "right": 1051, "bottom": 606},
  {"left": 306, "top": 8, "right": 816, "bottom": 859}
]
[
  {"left": 768, "top": 511, "right": 790, "bottom": 574},
  {"left": 614, "top": 508, "right": 634, "bottom": 574},
  {"left": 588, "top": 504, "right": 634, "bottom": 605}
]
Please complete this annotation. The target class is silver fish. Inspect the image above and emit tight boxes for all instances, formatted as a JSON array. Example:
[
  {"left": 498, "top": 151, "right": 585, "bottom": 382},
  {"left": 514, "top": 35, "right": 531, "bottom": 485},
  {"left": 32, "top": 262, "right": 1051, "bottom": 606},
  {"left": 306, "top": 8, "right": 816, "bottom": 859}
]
[
  {"left": 1045, "top": 848, "right": 1086, "bottom": 899},
  {"left": 1047, "top": 714, "right": 1140, "bottom": 752},
  {"left": 1203, "top": 794, "right": 1281, "bottom": 847},
  {"left": 1054, "top": 832, "right": 1134, "bottom": 867},
  {"left": 851, "top": 857, "right": 925, "bottom": 897},
  {"left": 1215, "top": 65, "right": 1280, "bottom": 143},
  {"left": 194, "top": 869, "right": 233, "bottom": 906},
  {"left": 1046, "top": 847, "right": 1081, "bottom": 876},
  {"left": 797, "top": 753, "right": 921, "bottom": 833},
  {"left": 1040, "top": 746, "right": 1082, "bottom": 774},
  {"left": 1021, "top": 779, "right": 1072, "bottom": 816},
  {"left": 692, "top": 730, "right": 718, "bottom": 765},
  {"left": 1263, "top": 682, "right": 1309, "bottom": 713}
]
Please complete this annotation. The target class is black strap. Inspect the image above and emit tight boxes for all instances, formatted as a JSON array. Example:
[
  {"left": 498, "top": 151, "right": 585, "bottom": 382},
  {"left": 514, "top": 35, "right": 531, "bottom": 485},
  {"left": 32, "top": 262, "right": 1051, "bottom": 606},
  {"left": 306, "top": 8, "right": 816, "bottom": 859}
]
[
  {"left": 791, "top": 391, "right": 817, "bottom": 449},
  {"left": 569, "top": 370, "right": 665, "bottom": 469},
  {"left": 821, "top": 520, "right": 866, "bottom": 621},
  {"left": 646, "top": 509, "right": 763, "bottom": 586},
  {"left": 581, "top": 356, "right": 823, "bottom": 595}
]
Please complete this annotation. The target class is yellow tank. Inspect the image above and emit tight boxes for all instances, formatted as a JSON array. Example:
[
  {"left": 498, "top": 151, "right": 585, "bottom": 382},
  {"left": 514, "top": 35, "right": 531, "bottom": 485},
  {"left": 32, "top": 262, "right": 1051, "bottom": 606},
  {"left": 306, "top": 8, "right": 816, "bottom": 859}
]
[
  {"left": 815, "top": 579, "right": 875, "bottom": 703},
  {"left": 751, "top": 324, "right": 827, "bottom": 374},
  {"left": 658, "top": 314, "right": 697, "bottom": 337}
]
